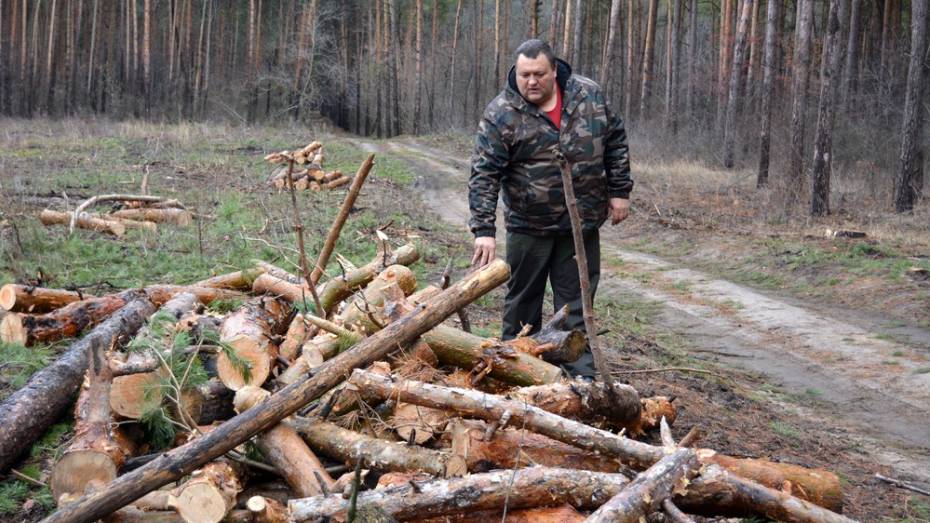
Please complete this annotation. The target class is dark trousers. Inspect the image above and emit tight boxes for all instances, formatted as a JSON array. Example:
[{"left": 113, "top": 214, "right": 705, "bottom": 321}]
[{"left": 501, "top": 229, "right": 600, "bottom": 340}]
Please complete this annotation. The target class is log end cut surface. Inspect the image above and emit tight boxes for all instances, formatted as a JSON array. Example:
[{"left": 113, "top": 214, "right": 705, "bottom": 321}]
[
  {"left": 0, "top": 313, "right": 26, "bottom": 344},
  {"left": 50, "top": 451, "right": 118, "bottom": 504}
]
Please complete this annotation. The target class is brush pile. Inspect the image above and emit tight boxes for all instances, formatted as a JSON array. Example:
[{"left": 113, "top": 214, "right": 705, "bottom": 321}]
[
  {"left": 267, "top": 141, "right": 352, "bottom": 191},
  {"left": 0, "top": 151, "right": 853, "bottom": 523},
  {"left": 38, "top": 195, "right": 192, "bottom": 237}
]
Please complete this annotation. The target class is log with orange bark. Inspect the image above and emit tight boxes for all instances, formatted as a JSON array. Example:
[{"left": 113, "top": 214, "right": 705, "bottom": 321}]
[
  {"left": 40, "top": 209, "right": 126, "bottom": 237},
  {"left": 110, "top": 208, "right": 192, "bottom": 226},
  {"left": 0, "top": 284, "right": 92, "bottom": 313},
  {"left": 233, "top": 386, "right": 335, "bottom": 497}
]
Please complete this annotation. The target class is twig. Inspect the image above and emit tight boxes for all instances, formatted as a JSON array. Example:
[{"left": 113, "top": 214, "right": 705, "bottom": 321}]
[
  {"left": 9, "top": 468, "right": 46, "bottom": 488},
  {"left": 284, "top": 157, "right": 325, "bottom": 316},
  {"left": 347, "top": 454, "right": 363, "bottom": 522},
  {"left": 875, "top": 473, "right": 930, "bottom": 496},
  {"left": 303, "top": 313, "right": 361, "bottom": 342}
]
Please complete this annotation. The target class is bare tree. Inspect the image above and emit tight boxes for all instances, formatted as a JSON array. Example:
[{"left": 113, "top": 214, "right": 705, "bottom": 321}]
[
  {"left": 639, "top": 0, "right": 658, "bottom": 119},
  {"left": 414, "top": 0, "right": 423, "bottom": 134},
  {"left": 723, "top": 0, "right": 754, "bottom": 168},
  {"left": 686, "top": 0, "right": 697, "bottom": 117},
  {"left": 841, "top": 0, "right": 862, "bottom": 108},
  {"left": 600, "top": 0, "right": 622, "bottom": 88},
  {"left": 665, "top": 0, "right": 682, "bottom": 132},
  {"left": 449, "top": 0, "right": 462, "bottom": 125},
  {"left": 810, "top": 0, "right": 848, "bottom": 216},
  {"left": 893, "top": 0, "right": 928, "bottom": 212},
  {"left": 625, "top": 0, "right": 637, "bottom": 120}
]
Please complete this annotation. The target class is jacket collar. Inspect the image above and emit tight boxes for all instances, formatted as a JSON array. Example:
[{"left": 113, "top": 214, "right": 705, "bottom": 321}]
[{"left": 505, "top": 58, "right": 575, "bottom": 115}]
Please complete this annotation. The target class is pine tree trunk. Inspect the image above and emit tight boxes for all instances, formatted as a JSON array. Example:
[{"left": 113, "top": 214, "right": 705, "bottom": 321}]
[
  {"left": 892, "top": 0, "right": 928, "bottom": 212},
  {"left": 625, "top": 0, "right": 637, "bottom": 120},
  {"left": 449, "top": 0, "right": 461, "bottom": 126},
  {"left": 810, "top": 0, "right": 848, "bottom": 216},
  {"left": 723, "top": 0, "right": 754, "bottom": 168},
  {"left": 530, "top": 0, "right": 539, "bottom": 37},
  {"left": 571, "top": 0, "right": 583, "bottom": 67},
  {"left": 787, "top": 0, "right": 815, "bottom": 206},
  {"left": 756, "top": 0, "right": 780, "bottom": 187},
  {"left": 639, "top": 0, "right": 658, "bottom": 119},
  {"left": 665, "top": 0, "right": 682, "bottom": 132},
  {"left": 600, "top": 0, "right": 622, "bottom": 88},
  {"left": 842, "top": 0, "right": 862, "bottom": 109},
  {"left": 716, "top": 0, "right": 734, "bottom": 131},
  {"left": 686, "top": 0, "right": 697, "bottom": 118}
]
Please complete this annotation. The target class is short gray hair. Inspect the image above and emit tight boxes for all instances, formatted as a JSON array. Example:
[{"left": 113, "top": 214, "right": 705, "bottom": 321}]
[{"left": 514, "top": 39, "right": 556, "bottom": 69}]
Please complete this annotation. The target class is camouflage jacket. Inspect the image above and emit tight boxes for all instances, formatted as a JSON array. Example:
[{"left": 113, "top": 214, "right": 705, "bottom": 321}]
[{"left": 468, "top": 59, "right": 632, "bottom": 237}]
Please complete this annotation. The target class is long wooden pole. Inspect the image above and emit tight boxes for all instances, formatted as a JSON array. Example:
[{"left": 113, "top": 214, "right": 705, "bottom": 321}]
[{"left": 41, "top": 260, "right": 510, "bottom": 523}]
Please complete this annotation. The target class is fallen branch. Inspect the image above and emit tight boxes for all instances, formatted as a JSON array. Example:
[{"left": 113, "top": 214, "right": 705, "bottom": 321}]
[{"left": 68, "top": 194, "right": 176, "bottom": 234}]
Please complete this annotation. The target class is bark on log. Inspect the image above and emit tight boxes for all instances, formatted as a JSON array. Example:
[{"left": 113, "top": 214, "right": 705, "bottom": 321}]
[
  {"left": 316, "top": 243, "right": 419, "bottom": 315},
  {"left": 50, "top": 339, "right": 136, "bottom": 504},
  {"left": 103, "top": 508, "right": 251, "bottom": 523},
  {"left": 338, "top": 265, "right": 418, "bottom": 334},
  {"left": 0, "top": 296, "right": 155, "bottom": 473},
  {"left": 110, "top": 208, "right": 192, "bottom": 225},
  {"left": 585, "top": 448, "right": 700, "bottom": 522},
  {"left": 288, "top": 467, "right": 628, "bottom": 521},
  {"left": 288, "top": 417, "right": 449, "bottom": 476},
  {"left": 440, "top": 420, "right": 621, "bottom": 473},
  {"left": 195, "top": 379, "right": 236, "bottom": 425},
  {"left": 347, "top": 371, "right": 843, "bottom": 511},
  {"left": 252, "top": 261, "right": 302, "bottom": 285},
  {"left": 233, "top": 386, "right": 335, "bottom": 497},
  {"left": 278, "top": 313, "right": 306, "bottom": 362},
  {"left": 193, "top": 268, "right": 265, "bottom": 291},
  {"left": 169, "top": 460, "right": 243, "bottom": 523},
  {"left": 532, "top": 305, "right": 587, "bottom": 363},
  {"left": 245, "top": 496, "right": 288, "bottom": 523},
  {"left": 288, "top": 466, "right": 853, "bottom": 523},
  {"left": 1, "top": 286, "right": 240, "bottom": 346},
  {"left": 216, "top": 297, "right": 289, "bottom": 390},
  {"left": 40, "top": 209, "right": 125, "bottom": 236},
  {"left": 420, "top": 505, "right": 586, "bottom": 523},
  {"left": 0, "top": 284, "right": 92, "bottom": 313},
  {"left": 40, "top": 259, "right": 509, "bottom": 523},
  {"left": 95, "top": 215, "right": 158, "bottom": 233}
]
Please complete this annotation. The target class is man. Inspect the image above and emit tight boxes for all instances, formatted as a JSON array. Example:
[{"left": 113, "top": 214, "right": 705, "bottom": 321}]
[{"left": 468, "top": 39, "right": 632, "bottom": 376}]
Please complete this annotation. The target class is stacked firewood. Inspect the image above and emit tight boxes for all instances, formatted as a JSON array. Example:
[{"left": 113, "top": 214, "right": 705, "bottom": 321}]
[
  {"left": 267, "top": 141, "right": 352, "bottom": 191},
  {"left": 0, "top": 243, "right": 853, "bottom": 523},
  {"left": 38, "top": 195, "right": 192, "bottom": 237}
]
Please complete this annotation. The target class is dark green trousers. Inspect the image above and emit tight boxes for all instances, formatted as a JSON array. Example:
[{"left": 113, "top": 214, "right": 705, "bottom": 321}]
[{"left": 501, "top": 229, "right": 600, "bottom": 340}]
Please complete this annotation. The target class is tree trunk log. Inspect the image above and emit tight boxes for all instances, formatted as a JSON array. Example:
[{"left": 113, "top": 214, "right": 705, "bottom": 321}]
[
  {"left": 289, "top": 417, "right": 449, "bottom": 476},
  {"left": 252, "top": 261, "right": 302, "bottom": 285},
  {"left": 168, "top": 460, "right": 242, "bottom": 523},
  {"left": 110, "top": 208, "right": 192, "bottom": 225},
  {"left": 50, "top": 337, "right": 136, "bottom": 505},
  {"left": 0, "top": 296, "right": 155, "bottom": 473},
  {"left": 0, "top": 284, "right": 92, "bottom": 313},
  {"left": 40, "top": 209, "right": 125, "bottom": 237},
  {"left": 245, "top": 496, "right": 288, "bottom": 523},
  {"left": 289, "top": 466, "right": 853, "bottom": 523},
  {"left": 585, "top": 448, "right": 700, "bottom": 522},
  {"left": 316, "top": 242, "right": 419, "bottom": 315},
  {"left": 216, "top": 297, "right": 289, "bottom": 390},
  {"left": 233, "top": 386, "right": 334, "bottom": 497},
  {"left": 347, "top": 371, "right": 844, "bottom": 512},
  {"left": 41, "top": 259, "right": 509, "bottom": 523},
  {"left": 278, "top": 313, "right": 306, "bottom": 362}
]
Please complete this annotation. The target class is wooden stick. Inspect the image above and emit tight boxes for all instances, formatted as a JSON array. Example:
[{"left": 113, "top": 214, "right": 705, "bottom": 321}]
[
  {"left": 284, "top": 157, "right": 324, "bottom": 316},
  {"left": 310, "top": 154, "right": 374, "bottom": 285},
  {"left": 874, "top": 473, "right": 930, "bottom": 497},
  {"left": 40, "top": 259, "right": 510, "bottom": 523}
]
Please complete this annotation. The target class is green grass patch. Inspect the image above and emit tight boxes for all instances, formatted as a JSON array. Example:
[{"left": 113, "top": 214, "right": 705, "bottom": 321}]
[
  {"left": 770, "top": 420, "right": 801, "bottom": 439},
  {"left": 0, "top": 342, "right": 55, "bottom": 401}
]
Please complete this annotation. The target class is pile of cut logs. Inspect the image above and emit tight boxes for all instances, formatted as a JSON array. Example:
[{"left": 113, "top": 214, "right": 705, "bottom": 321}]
[
  {"left": 1, "top": 148, "right": 852, "bottom": 523},
  {"left": 267, "top": 142, "right": 352, "bottom": 191},
  {"left": 39, "top": 195, "right": 192, "bottom": 237},
  {"left": 0, "top": 242, "right": 853, "bottom": 523}
]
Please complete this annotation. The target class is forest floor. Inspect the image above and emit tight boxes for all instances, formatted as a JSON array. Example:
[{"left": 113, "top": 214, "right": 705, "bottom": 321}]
[{"left": 0, "top": 118, "right": 928, "bottom": 521}]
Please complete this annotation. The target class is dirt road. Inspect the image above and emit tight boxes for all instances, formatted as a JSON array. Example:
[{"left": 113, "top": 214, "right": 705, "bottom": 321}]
[{"left": 353, "top": 137, "right": 930, "bottom": 488}]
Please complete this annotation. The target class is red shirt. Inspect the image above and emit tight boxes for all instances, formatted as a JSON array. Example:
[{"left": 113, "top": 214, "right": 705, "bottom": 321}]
[{"left": 544, "top": 87, "right": 563, "bottom": 131}]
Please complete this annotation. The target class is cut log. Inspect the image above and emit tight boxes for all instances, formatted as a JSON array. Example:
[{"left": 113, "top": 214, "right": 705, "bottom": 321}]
[
  {"left": 316, "top": 243, "right": 419, "bottom": 315},
  {"left": 216, "top": 297, "right": 289, "bottom": 390},
  {"left": 440, "top": 419, "right": 621, "bottom": 473},
  {"left": 1, "top": 287, "right": 239, "bottom": 346},
  {"left": 66, "top": 194, "right": 179, "bottom": 234},
  {"left": 421, "top": 324, "right": 563, "bottom": 386},
  {"left": 322, "top": 176, "right": 351, "bottom": 190},
  {"left": 193, "top": 268, "right": 265, "bottom": 291},
  {"left": 0, "top": 284, "right": 92, "bottom": 313},
  {"left": 276, "top": 342, "right": 327, "bottom": 387},
  {"left": 287, "top": 467, "right": 629, "bottom": 521},
  {"left": 347, "top": 371, "right": 844, "bottom": 512},
  {"left": 278, "top": 313, "right": 306, "bottom": 362},
  {"left": 99, "top": 215, "right": 157, "bottom": 233},
  {"left": 420, "top": 505, "right": 586, "bottom": 523},
  {"left": 338, "top": 265, "right": 418, "bottom": 334},
  {"left": 103, "top": 508, "right": 252, "bottom": 523},
  {"left": 289, "top": 418, "right": 450, "bottom": 476},
  {"left": 532, "top": 305, "right": 586, "bottom": 363},
  {"left": 42, "top": 259, "right": 509, "bottom": 523},
  {"left": 195, "top": 379, "right": 236, "bottom": 425},
  {"left": 168, "top": 460, "right": 243, "bottom": 523},
  {"left": 390, "top": 402, "right": 448, "bottom": 445},
  {"left": 322, "top": 170, "right": 343, "bottom": 183},
  {"left": 50, "top": 339, "right": 136, "bottom": 504},
  {"left": 245, "top": 496, "right": 288, "bottom": 523},
  {"left": 251, "top": 274, "right": 314, "bottom": 306},
  {"left": 110, "top": 207, "right": 193, "bottom": 226},
  {"left": 252, "top": 261, "right": 303, "bottom": 285},
  {"left": 585, "top": 448, "right": 700, "bottom": 522},
  {"left": 233, "top": 386, "right": 335, "bottom": 497},
  {"left": 510, "top": 380, "right": 672, "bottom": 435},
  {"left": 40, "top": 209, "right": 125, "bottom": 236},
  {"left": 109, "top": 372, "right": 163, "bottom": 420},
  {"left": 0, "top": 296, "right": 155, "bottom": 473},
  {"left": 288, "top": 466, "right": 854, "bottom": 523}
]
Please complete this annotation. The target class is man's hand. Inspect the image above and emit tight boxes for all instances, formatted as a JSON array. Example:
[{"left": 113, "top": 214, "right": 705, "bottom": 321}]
[
  {"left": 471, "top": 236, "right": 496, "bottom": 268},
  {"left": 609, "top": 198, "right": 630, "bottom": 225}
]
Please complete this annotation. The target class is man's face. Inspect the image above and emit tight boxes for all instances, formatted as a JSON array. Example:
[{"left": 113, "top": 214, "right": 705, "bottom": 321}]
[{"left": 515, "top": 54, "right": 556, "bottom": 105}]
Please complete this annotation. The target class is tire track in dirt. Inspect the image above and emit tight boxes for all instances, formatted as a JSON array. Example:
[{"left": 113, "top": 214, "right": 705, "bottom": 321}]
[{"left": 352, "top": 137, "right": 930, "bottom": 487}]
